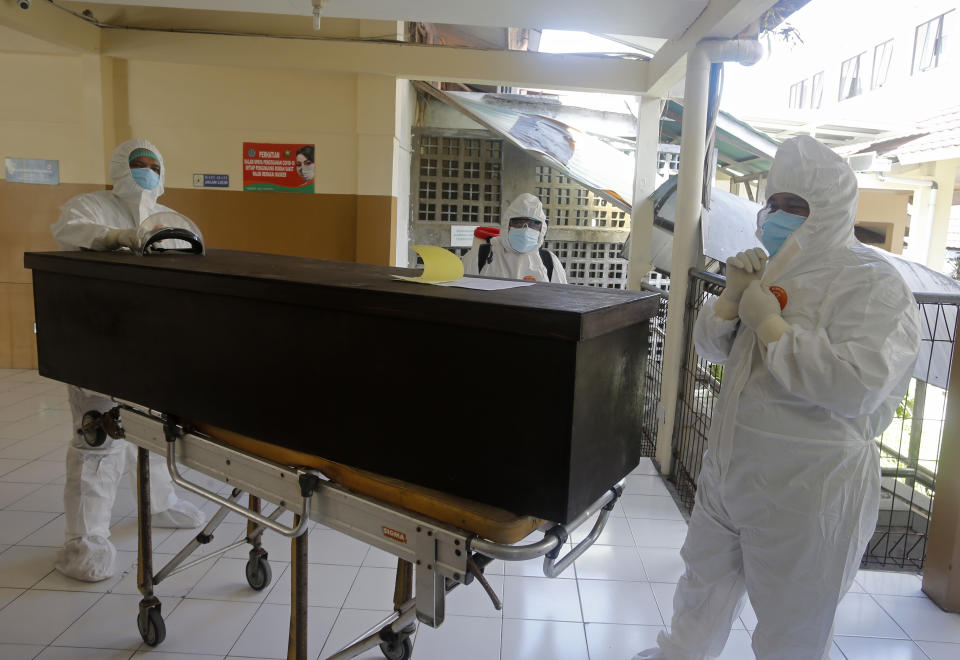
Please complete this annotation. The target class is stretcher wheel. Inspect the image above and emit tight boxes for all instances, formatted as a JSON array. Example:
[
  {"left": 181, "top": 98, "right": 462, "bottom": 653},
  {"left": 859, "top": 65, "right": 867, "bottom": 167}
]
[
  {"left": 137, "top": 607, "right": 166, "bottom": 646},
  {"left": 379, "top": 636, "right": 413, "bottom": 660},
  {"left": 80, "top": 411, "right": 107, "bottom": 447},
  {"left": 245, "top": 555, "right": 272, "bottom": 591}
]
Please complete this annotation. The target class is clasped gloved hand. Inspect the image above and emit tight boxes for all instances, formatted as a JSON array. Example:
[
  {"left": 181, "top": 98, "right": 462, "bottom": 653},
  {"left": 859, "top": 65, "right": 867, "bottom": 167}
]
[
  {"left": 103, "top": 228, "right": 139, "bottom": 251},
  {"left": 715, "top": 248, "right": 767, "bottom": 320},
  {"left": 739, "top": 280, "right": 790, "bottom": 344}
]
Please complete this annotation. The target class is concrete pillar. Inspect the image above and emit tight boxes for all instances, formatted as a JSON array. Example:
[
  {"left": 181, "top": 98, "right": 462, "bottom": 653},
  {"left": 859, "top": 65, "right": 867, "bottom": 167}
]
[
  {"left": 627, "top": 96, "right": 662, "bottom": 289},
  {"left": 906, "top": 186, "right": 932, "bottom": 265},
  {"left": 654, "top": 47, "right": 711, "bottom": 473},
  {"left": 922, "top": 334, "right": 960, "bottom": 612},
  {"left": 355, "top": 73, "right": 401, "bottom": 266},
  {"left": 926, "top": 159, "right": 959, "bottom": 273},
  {"left": 81, "top": 55, "right": 117, "bottom": 185}
]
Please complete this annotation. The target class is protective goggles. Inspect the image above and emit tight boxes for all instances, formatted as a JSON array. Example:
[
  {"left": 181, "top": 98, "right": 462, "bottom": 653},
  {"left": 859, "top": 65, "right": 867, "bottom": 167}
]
[{"left": 508, "top": 216, "right": 543, "bottom": 231}]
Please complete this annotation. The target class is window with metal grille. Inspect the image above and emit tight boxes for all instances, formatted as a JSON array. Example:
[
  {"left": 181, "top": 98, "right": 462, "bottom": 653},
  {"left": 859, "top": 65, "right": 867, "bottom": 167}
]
[{"left": 463, "top": 183, "right": 480, "bottom": 200}]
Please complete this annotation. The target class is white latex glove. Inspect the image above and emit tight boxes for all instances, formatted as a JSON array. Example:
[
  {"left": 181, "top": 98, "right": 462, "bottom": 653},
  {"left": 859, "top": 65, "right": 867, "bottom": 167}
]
[
  {"left": 715, "top": 248, "right": 768, "bottom": 320},
  {"left": 739, "top": 280, "right": 790, "bottom": 344},
  {"left": 103, "top": 228, "right": 139, "bottom": 251}
]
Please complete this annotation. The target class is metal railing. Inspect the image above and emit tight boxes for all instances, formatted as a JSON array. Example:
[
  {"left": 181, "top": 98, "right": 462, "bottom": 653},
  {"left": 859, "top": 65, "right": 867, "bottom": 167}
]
[
  {"left": 639, "top": 283, "right": 669, "bottom": 458},
  {"left": 640, "top": 269, "right": 958, "bottom": 571}
]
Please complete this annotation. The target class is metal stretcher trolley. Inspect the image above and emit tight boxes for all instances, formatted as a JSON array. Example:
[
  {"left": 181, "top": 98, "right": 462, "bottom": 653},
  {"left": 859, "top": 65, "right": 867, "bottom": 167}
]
[{"left": 25, "top": 249, "right": 659, "bottom": 660}]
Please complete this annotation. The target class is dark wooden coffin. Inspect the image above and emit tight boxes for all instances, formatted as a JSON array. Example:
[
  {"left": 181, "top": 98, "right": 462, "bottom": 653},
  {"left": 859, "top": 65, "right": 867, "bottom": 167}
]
[{"left": 25, "top": 249, "right": 658, "bottom": 523}]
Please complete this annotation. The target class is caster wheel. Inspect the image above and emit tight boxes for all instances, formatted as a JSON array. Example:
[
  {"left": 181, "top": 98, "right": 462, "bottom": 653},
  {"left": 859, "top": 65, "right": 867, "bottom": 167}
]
[
  {"left": 80, "top": 411, "right": 106, "bottom": 447},
  {"left": 245, "top": 555, "right": 272, "bottom": 591},
  {"left": 379, "top": 636, "right": 413, "bottom": 660},
  {"left": 137, "top": 607, "right": 166, "bottom": 646}
]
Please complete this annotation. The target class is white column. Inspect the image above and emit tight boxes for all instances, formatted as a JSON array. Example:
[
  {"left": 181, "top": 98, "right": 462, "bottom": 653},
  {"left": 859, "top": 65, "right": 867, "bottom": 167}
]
[
  {"left": 926, "top": 159, "right": 959, "bottom": 273},
  {"left": 627, "top": 96, "right": 662, "bottom": 289},
  {"left": 654, "top": 47, "right": 711, "bottom": 472}
]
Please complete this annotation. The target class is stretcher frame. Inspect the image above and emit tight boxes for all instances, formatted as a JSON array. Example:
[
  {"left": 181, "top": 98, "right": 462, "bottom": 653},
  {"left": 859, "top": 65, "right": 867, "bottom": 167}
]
[{"left": 112, "top": 399, "right": 623, "bottom": 660}]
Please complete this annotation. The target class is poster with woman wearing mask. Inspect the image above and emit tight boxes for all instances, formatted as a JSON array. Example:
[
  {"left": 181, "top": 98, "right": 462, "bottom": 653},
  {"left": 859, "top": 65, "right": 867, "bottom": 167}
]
[{"left": 242, "top": 142, "right": 315, "bottom": 193}]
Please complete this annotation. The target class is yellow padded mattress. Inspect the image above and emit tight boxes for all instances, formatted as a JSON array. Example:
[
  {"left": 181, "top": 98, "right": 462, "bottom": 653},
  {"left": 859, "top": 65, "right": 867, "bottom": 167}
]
[{"left": 192, "top": 423, "right": 544, "bottom": 545}]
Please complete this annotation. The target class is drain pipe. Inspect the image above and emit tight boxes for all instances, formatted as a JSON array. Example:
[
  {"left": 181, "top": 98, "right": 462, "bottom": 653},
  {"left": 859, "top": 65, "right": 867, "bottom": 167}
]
[{"left": 654, "top": 39, "right": 764, "bottom": 473}]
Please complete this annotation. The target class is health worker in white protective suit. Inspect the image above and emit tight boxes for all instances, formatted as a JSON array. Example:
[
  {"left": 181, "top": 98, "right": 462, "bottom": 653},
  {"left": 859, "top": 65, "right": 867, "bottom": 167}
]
[
  {"left": 461, "top": 193, "right": 567, "bottom": 283},
  {"left": 634, "top": 136, "right": 921, "bottom": 660},
  {"left": 50, "top": 138, "right": 206, "bottom": 582}
]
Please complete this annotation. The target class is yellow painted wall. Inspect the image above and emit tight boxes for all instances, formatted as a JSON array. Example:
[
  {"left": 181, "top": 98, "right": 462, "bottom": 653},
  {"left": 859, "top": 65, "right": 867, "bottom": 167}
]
[
  {"left": 121, "top": 60, "right": 361, "bottom": 194},
  {"left": 0, "top": 48, "right": 411, "bottom": 368},
  {"left": 0, "top": 53, "right": 86, "bottom": 183},
  {"left": 857, "top": 189, "right": 911, "bottom": 254}
]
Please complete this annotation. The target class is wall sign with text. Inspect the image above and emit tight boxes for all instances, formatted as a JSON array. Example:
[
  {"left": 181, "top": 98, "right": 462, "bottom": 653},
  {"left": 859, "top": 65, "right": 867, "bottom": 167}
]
[{"left": 242, "top": 142, "right": 315, "bottom": 193}]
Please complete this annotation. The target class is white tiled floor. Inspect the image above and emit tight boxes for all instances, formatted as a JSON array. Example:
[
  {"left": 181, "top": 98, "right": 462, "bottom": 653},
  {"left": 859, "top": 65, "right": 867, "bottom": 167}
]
[{"left": 1, "top": 368, "right": 960, "bottom": 659}]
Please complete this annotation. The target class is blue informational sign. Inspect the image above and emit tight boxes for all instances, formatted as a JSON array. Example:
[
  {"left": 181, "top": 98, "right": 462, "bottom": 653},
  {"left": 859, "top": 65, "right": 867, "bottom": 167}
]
[
  {"left": 192, "top": 173, "right": 230, "bottom": 188},
  {"left": 5, "top": 158, "right": 60, "bottom": 185}
]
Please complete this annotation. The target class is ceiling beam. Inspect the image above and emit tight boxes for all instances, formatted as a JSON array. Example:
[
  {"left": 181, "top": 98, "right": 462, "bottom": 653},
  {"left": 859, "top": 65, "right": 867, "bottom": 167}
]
[
  {"left": 646, "top": 0, "right": 779, "bottom": 98},
  {"left": 80, "top": 0, "right": 707, "bottom": 39},
  {"left": 99, "top": 28, "right": 649, "bottom": 94},
  {"left": 0, "top": 0, "right": 100, "bottom": 53}
]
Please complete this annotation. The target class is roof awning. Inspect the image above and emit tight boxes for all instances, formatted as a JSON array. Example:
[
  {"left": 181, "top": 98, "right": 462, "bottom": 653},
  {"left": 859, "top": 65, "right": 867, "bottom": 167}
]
[
  {"left": 416, "top": 82, "right": 636, "bottom": 211},
  {"left": 417, "top": 84, "right": 783, "bottom": 215}
]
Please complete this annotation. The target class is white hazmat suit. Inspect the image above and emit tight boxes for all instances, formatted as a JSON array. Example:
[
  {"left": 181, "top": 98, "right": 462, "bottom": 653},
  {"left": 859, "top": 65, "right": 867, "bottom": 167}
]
[
  {"left": 50, "top": 139, "right": 205, "bottom": 582},
  {"left": 636, "top": 136, "right": 921, "bottom": 659},
  {"left": 461, "top": 193, "right": 567, "bottom": 283}
]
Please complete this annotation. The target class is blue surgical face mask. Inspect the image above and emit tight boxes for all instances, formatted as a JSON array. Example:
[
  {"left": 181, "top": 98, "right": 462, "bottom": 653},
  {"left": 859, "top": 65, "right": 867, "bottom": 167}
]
[
  {"left": 760, "top": 209, "right": 807, "bottom": 256},
  {"left": 508, "top": 227, "right": 539, "bottom": 253},
  {"left": 130, "top": 167, "right": 160, "bottom": 191}
]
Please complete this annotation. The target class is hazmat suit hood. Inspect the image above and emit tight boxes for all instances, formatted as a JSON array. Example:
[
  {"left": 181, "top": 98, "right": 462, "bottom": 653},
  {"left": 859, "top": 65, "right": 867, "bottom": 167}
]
[
  {"left": 501, "top": 193, "right": 548, "bottom": 253},
  {"left": 760, "top": 135, "right": 858, "bottom": 279},
  {"left": 110, "top": 138, "right": 166, "bottom": 222}
]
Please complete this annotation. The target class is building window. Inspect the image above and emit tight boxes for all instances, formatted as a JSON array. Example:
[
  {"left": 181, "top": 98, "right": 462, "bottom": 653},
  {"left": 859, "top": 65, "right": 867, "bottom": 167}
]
[
  {"left": 463, "top": 183, "right": 480, "bottom": 201},
  {"left": 839, "top": 52, "right": 866, "bottom": 100},
  {"left": 913, "top": 10, "right": 954, "bottom": 74},
  {"left": 872, "top": 39, "right": 894, "bottom": 89},
  {"left": 810, "top": 71, "right": 824, "bottom": 109},
  {"left": 463, "top": 161, "right": 481, "bottom": 179},
  {"left": 788, "top": 80, "right": 807, "bottom": 109}
]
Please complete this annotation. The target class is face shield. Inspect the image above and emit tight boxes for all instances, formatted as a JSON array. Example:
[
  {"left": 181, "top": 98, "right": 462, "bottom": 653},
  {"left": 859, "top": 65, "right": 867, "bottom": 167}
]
[{"left": 135, "top": 211, "right": 205, "bottom": 256}]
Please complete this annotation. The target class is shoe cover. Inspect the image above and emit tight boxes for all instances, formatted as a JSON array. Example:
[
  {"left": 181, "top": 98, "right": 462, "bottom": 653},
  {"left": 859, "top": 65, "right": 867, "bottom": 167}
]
[
  {"left": 124, "top": 443, "right": 205, "bottom": 528},
  {"left": 54, "top": 535, "right": 117, "bottom": 582},
  {"left": 152, "top": 498, "right": 206, "bottom": 529}
]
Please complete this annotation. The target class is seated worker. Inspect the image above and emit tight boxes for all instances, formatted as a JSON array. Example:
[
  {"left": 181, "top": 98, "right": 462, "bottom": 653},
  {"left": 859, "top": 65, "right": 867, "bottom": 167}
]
[
  {"left": 50, "top": 138, "right": 206, "bottom": 582},
  {"left": 461, "top": 193, "right": 567, "bottom": 283}
]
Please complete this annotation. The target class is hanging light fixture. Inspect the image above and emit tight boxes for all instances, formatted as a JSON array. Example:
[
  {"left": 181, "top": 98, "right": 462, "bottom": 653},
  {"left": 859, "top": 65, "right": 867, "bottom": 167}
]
[{"left": 312, "top": 0, "right": 326, "bottom": 30}]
